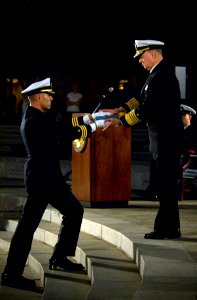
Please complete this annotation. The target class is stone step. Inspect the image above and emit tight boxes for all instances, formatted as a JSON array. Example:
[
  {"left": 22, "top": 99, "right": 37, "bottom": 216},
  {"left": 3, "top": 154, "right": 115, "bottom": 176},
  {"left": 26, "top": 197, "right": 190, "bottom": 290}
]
[
  {"left": 0, "top": 215, "right": 141, "bottom": 300},
  {"left": 0, "top": 231, "right": 90, "bottom": 300},
  {"left": 0, "top": 246, "right": 43, "bottom": 300},
  {"left": 1, "top": 203, "right": 197, "bottom": 299}
]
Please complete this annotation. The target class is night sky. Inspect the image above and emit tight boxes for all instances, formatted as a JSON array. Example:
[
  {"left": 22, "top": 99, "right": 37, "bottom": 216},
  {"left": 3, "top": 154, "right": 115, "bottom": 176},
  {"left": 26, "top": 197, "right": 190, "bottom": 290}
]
[{"left": 1, "top": 1, "right": 195, "bottom": 83}]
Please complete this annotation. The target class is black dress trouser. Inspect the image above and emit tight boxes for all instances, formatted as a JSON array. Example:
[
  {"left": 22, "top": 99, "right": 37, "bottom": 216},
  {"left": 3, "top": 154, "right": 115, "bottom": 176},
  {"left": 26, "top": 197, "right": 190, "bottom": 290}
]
[
  {"left": 154, "top": 152, "right": 181, "bottom": 233},
  {"left": 4, "top": 184, "right": 84, "bottom": 278}
]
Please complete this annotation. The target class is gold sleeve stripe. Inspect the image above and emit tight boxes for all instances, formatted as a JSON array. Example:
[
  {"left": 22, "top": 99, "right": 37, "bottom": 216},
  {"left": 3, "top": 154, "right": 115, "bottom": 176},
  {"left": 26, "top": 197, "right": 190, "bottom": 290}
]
[
  {"left": 125, "top": 97, "right": 140, "bottom": 110},
  {"left": 125, "top": 109, "right": 141, "bottom": 126},
  {"left": 80, "top": 125, "right": 88, "bottom": 139},
  {"left": 81, "top": 126, "right": 85, "bottom": 139},
  {"left": 72, "top": 117, "right": 79, "bottom": 127}
]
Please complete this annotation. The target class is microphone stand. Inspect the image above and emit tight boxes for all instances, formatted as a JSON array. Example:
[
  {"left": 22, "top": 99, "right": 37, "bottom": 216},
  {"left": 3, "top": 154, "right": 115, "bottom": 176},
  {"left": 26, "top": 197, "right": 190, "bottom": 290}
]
[
  {"left": 92, "top": 95, "right": 106, "bottom": 114},
  {"left": 92, "top": 86, "right": 114, "bottom": 114}
]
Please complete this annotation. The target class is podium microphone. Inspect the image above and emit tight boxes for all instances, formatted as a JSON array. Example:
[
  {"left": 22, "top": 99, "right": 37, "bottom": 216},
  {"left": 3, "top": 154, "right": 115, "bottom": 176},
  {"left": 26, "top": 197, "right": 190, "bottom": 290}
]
[{"left": 92, "top": 86, "right": 114, "bottom": 114}]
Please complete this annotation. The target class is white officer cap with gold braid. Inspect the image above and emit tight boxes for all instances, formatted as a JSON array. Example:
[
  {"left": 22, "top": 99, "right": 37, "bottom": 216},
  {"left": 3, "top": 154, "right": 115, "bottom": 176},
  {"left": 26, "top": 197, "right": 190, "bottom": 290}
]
[
  {"left": 22, "top": 78, "right": 55, "bottom": 96},
  {"left": 180, "top": 104, "right": 196, "bottom": 116},
  {"left": 134, "top": 40, "right": 165, "bottom": 58}
]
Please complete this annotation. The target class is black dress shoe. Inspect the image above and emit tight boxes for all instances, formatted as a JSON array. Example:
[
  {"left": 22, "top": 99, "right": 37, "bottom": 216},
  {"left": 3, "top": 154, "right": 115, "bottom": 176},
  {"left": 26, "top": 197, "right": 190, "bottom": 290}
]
[
  {"left": 1, "top": 273, "right": 43, "bottom": 293},
  {"left": 144, "top": 231, "right": 166, "bottom": 239},
  {"left": 166, "top": 230, "right": 181, "bottom": 239},
  {"left": 144, "top": 230, "right": 181, "bottom": 239},
  {"left": 49, "top": 257, "right": 84, "bottom": 271}
]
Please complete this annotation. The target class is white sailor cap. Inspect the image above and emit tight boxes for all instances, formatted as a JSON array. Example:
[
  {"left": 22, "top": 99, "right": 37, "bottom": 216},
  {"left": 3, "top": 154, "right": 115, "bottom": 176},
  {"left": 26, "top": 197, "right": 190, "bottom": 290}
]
[
  {"left": 134, "top": 39, "right": 165, "bottom": 58},
  {"left": 180, "top": 104, "right": 196, "bottom": 116},
  {"left": 22, "top": 77, "right": 55, "bottom": 96}
]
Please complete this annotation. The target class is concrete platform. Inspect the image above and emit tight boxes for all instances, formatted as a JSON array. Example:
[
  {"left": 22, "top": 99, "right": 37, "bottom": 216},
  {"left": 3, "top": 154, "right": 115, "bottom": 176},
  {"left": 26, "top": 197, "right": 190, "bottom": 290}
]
[
  {"left": 1, "top": 199, "right": 197, "bottom": 299},
  {"left": 0, "top": 214, "right": 141, "bottom": 300},
  {"left": 81, "top": 201, "right": 197, "bottom": 299}
]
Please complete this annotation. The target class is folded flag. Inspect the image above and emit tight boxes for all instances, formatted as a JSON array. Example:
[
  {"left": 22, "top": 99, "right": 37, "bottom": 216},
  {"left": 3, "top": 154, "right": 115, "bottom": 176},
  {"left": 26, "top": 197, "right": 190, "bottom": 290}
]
[{"left": 92, "top": 112, "right": 119, "bottom": 120}]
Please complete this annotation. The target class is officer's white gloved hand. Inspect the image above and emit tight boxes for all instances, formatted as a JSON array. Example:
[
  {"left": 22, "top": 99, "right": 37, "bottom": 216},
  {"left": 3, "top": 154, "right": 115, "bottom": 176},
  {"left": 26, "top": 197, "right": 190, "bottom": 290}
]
[
  {"left": 89, "top": 123, "right": 96, "bottom": 132},
  {"left": 95, "top": 119, "right": 106, "bottom": 128},
  {"left": 89, "top": 119, "right": 109, "bottom": 132},
  {"left": 89, "top": 120, "right": 106, "bottom": 132},
  {"left": 83, "top": 114, "right": 94, "bottom": 125},
  {"left": 92, "top": 112, "right": 111, "bottom": 120}
]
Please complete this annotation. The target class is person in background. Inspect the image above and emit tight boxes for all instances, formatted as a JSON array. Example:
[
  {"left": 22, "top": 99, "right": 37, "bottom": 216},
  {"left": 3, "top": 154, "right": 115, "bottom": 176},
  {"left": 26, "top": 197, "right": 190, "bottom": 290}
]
[
  {"left": 64, "top": 81, "right": 83, "bottom": 159},
  {"left": 180, "top": 104, "right": 196, "bottom": 167},
  {"left": 65, "top": 82, "right": 83, "bottom": 113},
  {"left": 0, "top": 77, "right": 105, "bottom": 292},
  {"left": 180, "top": 104, "right": 196, "bottom": 149},
  {"left": 179, "top": 104, "right": 197, "bottom": 199},
  {"left": 99, "top": 39, "right": 184, "bottom": 240}
]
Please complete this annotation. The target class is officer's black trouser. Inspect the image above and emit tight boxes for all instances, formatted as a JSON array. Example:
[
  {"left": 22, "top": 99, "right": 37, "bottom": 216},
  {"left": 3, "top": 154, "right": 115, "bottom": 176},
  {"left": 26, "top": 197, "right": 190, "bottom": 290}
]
[
  {"left": 3, "top": 185, "right": 84, "bottom": 278},
  {"left": 154, "top": 152, "right": 182, "bottom": 233},
  {"left": 147, "top": 153, "right": 159, "bottom": 197}
]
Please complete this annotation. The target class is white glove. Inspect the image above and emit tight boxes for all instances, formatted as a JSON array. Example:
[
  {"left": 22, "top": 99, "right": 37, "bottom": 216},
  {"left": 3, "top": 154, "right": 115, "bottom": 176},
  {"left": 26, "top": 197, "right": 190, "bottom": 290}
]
[
  {"left": 95, "top": 119, "right": 106, "bottom": 128},
  {"left": 89, "top": 119, "right": 108, "bottom": 132},
  {"left": 89, "top": 123, "right": 96, "bottom": 132},
  {"left": 92, "top": 111, "right": 111, "bottom": 120},
  {"left": 89, "top": 120, "right": 106, "bottom": 132},
  {"left": 83, "top": 114, "right": 93, "bottom": 125}
]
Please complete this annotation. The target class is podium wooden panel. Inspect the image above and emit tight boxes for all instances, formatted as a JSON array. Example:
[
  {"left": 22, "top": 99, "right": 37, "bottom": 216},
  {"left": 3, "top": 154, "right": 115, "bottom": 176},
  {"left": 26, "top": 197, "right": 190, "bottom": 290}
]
[{"left": 72, "top": 124, "right": 131, "bottom": 207}]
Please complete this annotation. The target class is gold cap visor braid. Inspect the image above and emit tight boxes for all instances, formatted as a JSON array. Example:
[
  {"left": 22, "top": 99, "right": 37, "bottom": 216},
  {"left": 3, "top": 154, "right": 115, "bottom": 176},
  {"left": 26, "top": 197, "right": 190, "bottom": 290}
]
[{"left": 134, "top": 47, "right": 150, "bottom": 58}]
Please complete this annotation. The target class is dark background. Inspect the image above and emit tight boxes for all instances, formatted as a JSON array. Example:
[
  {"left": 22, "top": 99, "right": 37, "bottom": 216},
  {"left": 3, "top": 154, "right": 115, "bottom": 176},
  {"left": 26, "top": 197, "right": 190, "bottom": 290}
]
[{"left": 0, "top": 1, "right": 195, "bottom": 90}]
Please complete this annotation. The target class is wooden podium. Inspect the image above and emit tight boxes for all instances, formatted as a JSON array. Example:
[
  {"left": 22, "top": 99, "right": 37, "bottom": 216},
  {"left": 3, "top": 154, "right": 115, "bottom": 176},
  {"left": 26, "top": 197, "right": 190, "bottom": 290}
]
[{"left": 72, "top": 124, "right": 131, "bottom": 207}]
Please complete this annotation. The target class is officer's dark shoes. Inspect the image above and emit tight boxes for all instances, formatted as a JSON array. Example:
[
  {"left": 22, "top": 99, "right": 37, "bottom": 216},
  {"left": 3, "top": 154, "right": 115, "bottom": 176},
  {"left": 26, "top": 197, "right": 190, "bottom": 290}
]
[
  {"left": 49, "top": 257, "right": 84, "bottom": 271},
  {"left": 144, "top": 230, "right": 181, "bottom": 239},
  {"left": 1, "top": 272, "right": 43, "bottom": 293},
  {"left": 166, "top": 230, "right": 181, "bottom": 239},
  {"left": 144, "top": 231, "right": 165, "bottom": 239}
]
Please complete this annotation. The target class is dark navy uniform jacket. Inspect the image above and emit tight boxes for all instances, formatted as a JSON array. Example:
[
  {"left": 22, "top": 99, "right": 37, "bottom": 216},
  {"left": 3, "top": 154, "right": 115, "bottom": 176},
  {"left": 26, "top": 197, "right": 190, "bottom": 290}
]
[
  {"left": 20, "top": 106, "right": 91, "bottom": 194},
  {"left": 122, "top": 60, "right": 184, "bottom": 154},
  {"left": 183, "top": 124, "right": 196, "bottom": 152}
]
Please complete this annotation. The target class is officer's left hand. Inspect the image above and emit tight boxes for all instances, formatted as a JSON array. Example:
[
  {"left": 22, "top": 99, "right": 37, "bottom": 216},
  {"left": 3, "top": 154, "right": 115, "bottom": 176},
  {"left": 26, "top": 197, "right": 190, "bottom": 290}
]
[
  {"left": 102, "top": 117, "right": 119, "bottom": 131},
  {"left": 95, "top": 119, "right": 107, "bottom": 128}
]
